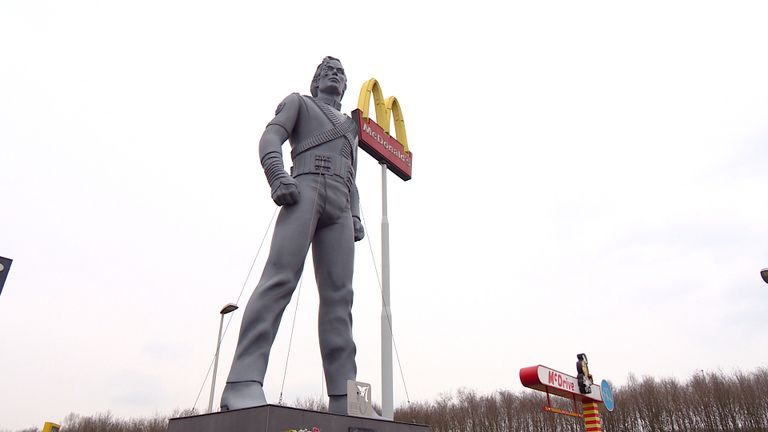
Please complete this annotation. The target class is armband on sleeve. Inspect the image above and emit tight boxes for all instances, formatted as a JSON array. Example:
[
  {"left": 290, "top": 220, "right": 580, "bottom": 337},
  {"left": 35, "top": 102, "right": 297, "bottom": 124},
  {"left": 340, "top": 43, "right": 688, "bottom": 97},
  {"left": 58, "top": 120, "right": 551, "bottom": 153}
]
[{"left": 261, "top": 152, "right": 289, "bottom": 188}]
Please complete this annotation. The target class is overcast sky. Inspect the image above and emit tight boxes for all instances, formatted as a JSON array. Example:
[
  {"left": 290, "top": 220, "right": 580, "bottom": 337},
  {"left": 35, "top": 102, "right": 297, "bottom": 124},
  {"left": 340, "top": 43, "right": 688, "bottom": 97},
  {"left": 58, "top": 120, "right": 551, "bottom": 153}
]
[{"left": 2, "top": 1, "right": 768, "bottom": 430}]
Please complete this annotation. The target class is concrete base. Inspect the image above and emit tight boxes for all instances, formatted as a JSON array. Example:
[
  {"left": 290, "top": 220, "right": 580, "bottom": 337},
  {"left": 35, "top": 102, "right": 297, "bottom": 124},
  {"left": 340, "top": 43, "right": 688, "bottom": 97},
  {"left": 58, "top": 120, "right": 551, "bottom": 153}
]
[{"left": 167, "top": 404, "right": 431, "bottom": 432}]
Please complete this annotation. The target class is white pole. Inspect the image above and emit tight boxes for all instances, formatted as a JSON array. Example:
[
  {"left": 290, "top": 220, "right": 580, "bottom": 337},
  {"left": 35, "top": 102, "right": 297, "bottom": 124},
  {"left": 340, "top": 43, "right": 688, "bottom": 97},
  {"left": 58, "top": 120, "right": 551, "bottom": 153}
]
[
  {"left": 380, "top": 162, "right": 394, "bottom": 420},
  {"left": 208, "top": 313, "right": 225, "bottom": 413}
]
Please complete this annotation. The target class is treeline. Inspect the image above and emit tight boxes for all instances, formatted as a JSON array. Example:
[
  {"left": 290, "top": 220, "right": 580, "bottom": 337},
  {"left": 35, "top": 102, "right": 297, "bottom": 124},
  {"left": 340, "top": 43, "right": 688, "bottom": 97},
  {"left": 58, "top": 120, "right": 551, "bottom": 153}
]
[
  {"left": 395, "top": 368, "right": 768, "bottom": 432},
  {"left": 10, "top": 368, "right": 768, "bottom": 432},
  {"left": 604, "top": 369, "right": 768, "bottom": 432},
  {"left": 8, "top": 410, "right": 197, "bottom": 432},
  {"left": 395, "top": 388, "right": 582, "bottom": 432}
]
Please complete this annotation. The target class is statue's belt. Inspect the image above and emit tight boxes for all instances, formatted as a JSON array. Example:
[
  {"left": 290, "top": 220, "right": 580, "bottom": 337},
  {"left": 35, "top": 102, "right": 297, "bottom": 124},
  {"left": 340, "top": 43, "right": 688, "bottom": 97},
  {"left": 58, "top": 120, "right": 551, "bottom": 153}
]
[{"left": 290, "top": 152, "right": 354, "bottom": 180}]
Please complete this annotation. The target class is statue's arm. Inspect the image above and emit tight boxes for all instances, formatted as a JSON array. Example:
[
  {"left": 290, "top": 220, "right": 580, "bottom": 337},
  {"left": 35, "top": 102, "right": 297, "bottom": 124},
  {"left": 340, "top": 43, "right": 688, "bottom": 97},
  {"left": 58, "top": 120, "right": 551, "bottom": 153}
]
[
  {"left": 260, "top": 94, "right": 300, "bottom": 206},
  {"left": 351, "top": 135, "right": 365, "bottom": 241}
]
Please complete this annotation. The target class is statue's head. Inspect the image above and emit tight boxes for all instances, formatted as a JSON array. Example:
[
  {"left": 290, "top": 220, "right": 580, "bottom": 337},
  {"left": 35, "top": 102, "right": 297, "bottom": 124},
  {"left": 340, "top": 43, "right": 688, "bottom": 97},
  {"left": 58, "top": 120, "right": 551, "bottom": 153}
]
[{"left": 311, "top": 56, "right": 347, "bottom": 99}]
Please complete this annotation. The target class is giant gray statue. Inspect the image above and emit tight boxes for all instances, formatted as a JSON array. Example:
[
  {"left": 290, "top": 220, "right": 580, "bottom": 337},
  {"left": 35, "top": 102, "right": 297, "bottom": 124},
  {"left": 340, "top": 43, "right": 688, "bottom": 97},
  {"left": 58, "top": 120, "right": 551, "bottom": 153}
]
[{"left": 221, "top": 56, "right": 364, "bottom": 414}]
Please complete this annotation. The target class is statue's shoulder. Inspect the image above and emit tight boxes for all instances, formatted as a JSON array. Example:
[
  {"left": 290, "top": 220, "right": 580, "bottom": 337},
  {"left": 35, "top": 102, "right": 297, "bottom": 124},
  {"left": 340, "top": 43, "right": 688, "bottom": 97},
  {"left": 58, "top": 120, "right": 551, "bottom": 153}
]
[
  {"left": 274, "top": 93, "right": 306, "bottom": 116},
  {"left": 291, "top": 94, "right": 331, "bottom": 117}
]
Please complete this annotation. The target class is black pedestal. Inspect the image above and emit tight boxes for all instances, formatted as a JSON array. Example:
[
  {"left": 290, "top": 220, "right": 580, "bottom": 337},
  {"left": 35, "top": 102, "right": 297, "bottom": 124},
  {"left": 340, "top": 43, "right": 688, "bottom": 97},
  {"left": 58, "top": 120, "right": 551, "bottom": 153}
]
[{"left": 167, "top": 404, "right": 431, "bottom": 432}]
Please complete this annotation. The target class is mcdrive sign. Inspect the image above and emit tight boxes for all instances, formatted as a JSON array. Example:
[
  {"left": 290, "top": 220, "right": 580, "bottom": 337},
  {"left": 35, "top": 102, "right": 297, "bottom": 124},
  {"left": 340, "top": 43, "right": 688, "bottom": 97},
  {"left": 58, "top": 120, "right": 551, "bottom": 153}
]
[
  {"left": 520, "top": 365, "right": 604, "bottom": 403},
  {"left": 352, "top": 78, "right": 412, "bottom": 181}
]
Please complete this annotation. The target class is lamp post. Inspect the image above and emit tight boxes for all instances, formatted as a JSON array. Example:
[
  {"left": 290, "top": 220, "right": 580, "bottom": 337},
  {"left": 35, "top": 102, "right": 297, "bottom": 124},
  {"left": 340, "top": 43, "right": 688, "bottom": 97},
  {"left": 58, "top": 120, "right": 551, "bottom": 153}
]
[
  {"left": 761, "top": 268, "right": 768, "bottom": 284},
  {"left": 208, "top": 303, "right": 239, "bottom": 413}
]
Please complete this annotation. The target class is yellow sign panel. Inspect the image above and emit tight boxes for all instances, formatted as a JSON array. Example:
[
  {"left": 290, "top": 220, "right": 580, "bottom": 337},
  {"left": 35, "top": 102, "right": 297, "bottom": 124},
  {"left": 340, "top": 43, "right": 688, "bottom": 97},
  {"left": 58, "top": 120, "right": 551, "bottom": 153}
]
[
  {"left": 357, "top": 78, "right": 409, "bottom": 153},
  {"left": 43, "top": 422, "right": 60, "bottom": 432}
]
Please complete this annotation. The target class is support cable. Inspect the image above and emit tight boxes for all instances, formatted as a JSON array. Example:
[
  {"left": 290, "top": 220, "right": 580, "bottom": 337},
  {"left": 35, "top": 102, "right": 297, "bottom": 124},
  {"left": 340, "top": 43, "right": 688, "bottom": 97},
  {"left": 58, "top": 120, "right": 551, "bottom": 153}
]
[
  {"left": 359, "top": 205, "right": 411, "bottom": 404},
  {"left": 278, "top": 272, "right": 306, "bottom": 405},
  {"left": 192, "top": 207, "right": 279, "bottom": 410},
  {"left": 277, "top": 183, "right": 320, "bottom": 405},
  {"left": 321, "top": 370, "right": 325, "bottom": 400}
]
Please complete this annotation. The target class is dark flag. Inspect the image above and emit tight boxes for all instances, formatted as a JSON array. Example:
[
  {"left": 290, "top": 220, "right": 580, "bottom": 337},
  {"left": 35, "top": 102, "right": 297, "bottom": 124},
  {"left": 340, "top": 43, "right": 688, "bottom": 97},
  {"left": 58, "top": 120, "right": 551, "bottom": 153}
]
[{"left": 0, "top": 256, "right": 12, "bottom": 295}]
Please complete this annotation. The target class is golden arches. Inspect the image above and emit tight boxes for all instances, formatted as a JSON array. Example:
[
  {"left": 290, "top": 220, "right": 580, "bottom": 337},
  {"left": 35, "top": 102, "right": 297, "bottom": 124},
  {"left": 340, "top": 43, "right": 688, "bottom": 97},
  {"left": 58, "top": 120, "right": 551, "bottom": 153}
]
[
  {"left": 357, "top": 78, "right": 410, "bottom": 152},
  {"left": 357, "top": 78, "right": 387, "bottom": 128}
]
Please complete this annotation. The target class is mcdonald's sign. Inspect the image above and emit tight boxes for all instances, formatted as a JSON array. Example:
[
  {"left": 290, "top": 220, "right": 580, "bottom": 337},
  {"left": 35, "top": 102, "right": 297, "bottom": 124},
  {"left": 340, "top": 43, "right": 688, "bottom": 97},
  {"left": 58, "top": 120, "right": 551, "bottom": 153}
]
[{"left": 352, "top": 78, "right": 412, "bottom": 181}]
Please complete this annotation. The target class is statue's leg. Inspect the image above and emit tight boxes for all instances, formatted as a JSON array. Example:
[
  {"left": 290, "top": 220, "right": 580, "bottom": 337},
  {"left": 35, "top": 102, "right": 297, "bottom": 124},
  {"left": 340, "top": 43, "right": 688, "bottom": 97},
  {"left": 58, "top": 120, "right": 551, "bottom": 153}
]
[
  {"left": 222, "top": 176, "right": 322, "bottom": 410},
  {"left": 312, "top": 176, "right": 356, "bottom": 413}
]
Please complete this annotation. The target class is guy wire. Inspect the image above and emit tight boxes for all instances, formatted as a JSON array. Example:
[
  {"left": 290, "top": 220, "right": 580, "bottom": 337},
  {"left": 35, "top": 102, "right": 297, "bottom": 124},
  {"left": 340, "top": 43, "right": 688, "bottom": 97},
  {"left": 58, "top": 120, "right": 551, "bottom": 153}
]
[
  {"left": 278, "top": 272, "right": 305, "bottom": 405},
  {"left": 192, "top": 206, "right": 279, "bottom": 410},
  {"left": 359, "top": 205, "right": 411, "bottom": 404},
  {"left": 278, "top": 182, "right": 321, "bottom": 405}
]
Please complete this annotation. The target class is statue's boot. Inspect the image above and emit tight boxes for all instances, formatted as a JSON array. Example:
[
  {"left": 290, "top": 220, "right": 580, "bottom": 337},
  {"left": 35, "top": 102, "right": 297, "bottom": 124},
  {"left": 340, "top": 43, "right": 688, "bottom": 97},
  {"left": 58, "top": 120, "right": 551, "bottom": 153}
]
[
  {"left": 220, "top": 381, "right": 267, "bottom": 411},
  {"left": 328, "top": 395, "right": 347, "bottom": 415}
]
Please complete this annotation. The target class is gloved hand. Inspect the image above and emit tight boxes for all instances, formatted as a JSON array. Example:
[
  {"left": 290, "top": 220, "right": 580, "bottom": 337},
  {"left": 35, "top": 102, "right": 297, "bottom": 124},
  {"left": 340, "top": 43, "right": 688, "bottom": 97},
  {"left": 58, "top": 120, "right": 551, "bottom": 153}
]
[
  {"left": 353, "top": 216, "right": 365, "bottom": 242},
  {"left": 271, "top": 177, "right": 299, "bottom": 206}
]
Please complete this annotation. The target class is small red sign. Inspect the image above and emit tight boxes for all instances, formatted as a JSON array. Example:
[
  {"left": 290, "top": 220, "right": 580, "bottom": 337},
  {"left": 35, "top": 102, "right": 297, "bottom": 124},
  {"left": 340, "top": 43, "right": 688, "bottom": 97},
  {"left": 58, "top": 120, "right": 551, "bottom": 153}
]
[{"left": 353, "top": 109, "right": 412, "bottom": 181}]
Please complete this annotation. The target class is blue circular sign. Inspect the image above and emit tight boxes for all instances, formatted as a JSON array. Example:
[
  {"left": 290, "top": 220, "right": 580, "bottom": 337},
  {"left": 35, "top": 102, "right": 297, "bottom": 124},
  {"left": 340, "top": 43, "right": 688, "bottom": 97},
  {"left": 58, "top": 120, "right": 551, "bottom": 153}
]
[{"left": 601, "top": 379, "right": 615, "bottom": 412}]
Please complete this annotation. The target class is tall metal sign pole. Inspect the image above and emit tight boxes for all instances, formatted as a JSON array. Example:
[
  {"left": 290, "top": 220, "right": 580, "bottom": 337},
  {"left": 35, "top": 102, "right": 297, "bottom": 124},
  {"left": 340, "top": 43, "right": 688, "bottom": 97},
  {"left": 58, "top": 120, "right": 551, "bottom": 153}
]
[
  {"left": 380, "top": 161, "right": 393, "bottom": 419},
  {"left": 353, "top": 78, "right": 412, "bottom": 420}
]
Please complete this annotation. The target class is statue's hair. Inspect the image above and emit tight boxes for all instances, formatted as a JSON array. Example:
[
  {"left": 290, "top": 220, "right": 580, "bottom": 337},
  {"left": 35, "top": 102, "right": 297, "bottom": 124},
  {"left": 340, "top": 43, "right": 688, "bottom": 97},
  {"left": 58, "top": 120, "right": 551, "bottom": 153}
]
[{"left": 310, "top": 56, "right": 346, "bottom": 97}]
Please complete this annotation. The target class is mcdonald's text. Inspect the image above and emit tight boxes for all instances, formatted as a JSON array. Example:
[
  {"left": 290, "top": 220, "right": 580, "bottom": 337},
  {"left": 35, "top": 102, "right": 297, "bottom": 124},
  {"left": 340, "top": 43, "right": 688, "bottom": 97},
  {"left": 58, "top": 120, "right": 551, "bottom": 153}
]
[
  {"left": 352, "top": 109, "right": 412, "bottom": 181},
  {"left": 361, "top": 122, "right": 411, "bottom": 167}
]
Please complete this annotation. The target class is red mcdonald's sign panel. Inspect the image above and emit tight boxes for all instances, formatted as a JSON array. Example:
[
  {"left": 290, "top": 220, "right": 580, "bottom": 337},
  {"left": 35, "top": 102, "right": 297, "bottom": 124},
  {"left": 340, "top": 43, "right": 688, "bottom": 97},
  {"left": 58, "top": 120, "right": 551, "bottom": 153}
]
[{"left": 354, "top": 78, "right": 412, "bottom": 181}]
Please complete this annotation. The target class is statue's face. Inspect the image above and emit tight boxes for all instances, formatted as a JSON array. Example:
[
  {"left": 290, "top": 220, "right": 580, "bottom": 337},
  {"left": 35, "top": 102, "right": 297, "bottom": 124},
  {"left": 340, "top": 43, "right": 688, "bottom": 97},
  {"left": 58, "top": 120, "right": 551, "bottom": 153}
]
[{"left": 316, "top": 59, "right": 346, "bottom": 96}]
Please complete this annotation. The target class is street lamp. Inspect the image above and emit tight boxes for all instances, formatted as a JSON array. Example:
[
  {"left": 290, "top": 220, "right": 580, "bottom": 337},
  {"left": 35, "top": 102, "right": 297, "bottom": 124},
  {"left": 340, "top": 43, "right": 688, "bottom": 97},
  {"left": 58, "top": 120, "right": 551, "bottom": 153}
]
[
  {"left": 761, "top": 268, "right": 768, "bottom": 284},
  {"left": 208, "top": 303, "right": 239, "bottom": 413}
]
